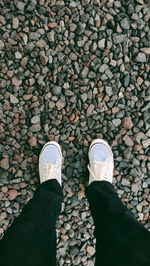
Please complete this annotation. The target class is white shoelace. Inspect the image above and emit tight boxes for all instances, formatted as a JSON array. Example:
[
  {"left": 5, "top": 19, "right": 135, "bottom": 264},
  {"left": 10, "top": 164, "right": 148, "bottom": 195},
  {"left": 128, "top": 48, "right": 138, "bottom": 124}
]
[
  {"left": 42, "top": 163, "right": 59, "bottom": 182},
  {"left": 88, "top": 160, "right": 110, "bottom": 183}
]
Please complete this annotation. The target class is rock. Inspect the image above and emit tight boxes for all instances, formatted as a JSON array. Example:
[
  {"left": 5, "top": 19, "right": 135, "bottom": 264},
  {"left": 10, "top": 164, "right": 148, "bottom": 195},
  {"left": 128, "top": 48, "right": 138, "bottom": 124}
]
[
  {"left": 0, "top": 157, "right": 9, "bottom": 170},
  {"left": 140, "top": 47, "right": 150, "bottom": 55},
  {"left": 87, "top": 246, "right": 95, "bottom": 256},
  {"left": 13, "top": 17, "right": 19, "bottom": 29},
  {"left": 47, "top": 31, "right": 55, "bottom": 42},
  {"left": 112, "top": 119, "right": 121, "bottom": 127},
  {"left": 142, "top": 139, "right": 150, "bottom": 149},
  {"left": 135, "top": 53, "right": 146, "bottom": 63},
  {"left": 87, "top": 104, "right": 95, "bottom": 115},
  {"left": 113, "top": 34, "right": 125, "bottom": 44},
  {"left": 39, "top": 51, "right": 48, "bottom": 65},
  {"left": 28, "top": 137, "right": 37, "bottom": 147},
  {"left": 120, "top": 18, "right": 130, "bottom": 29},
  {"left": 15, "top": 52, "right": 22, "bottom": 59},
  {"left": 31, "top": 115, "right": 40, "bottom": 124},
  {"left": 0, "top": 213, "right": 7, "bottom": 221},
  {"left": 69, "top": 1, "right": 77, "bottom": 8},
  {"left": 36, "top": 40, "right": 47, "bottom": 48},
  {"left": 82, "top": 0, "right": 90, "bottom": 5},
  {"left": 121, "top": 178, "right": 130, "bottom": 186},
  {"left": 98, "top": 38, "right": 105, "bottom": 49},
  {"left": 52, "top": 86, "right": 62, "bottom": 95},
  {"left": 123, "top": 135, "right": 134, "bottom": 147},
  {"left": 81, "top": 67, "right": 89, "bottom": 78},
  {"left": 122, "top": 117, "right": 133, "bottom": 129},
  {"left": 0, "top": 40, "right": 4, "bottom": 50},
  {"left": 88, "top": 261, "right": 94, "bottom": 266},
  {"left": 47, "top": 22, "right": 57, "bottom": 28},
  {"left": 10, "top": 94, "right": 19, "bottom": 104},
  {"left": 21, "top": 57, "right": 28, "bottom": 67},
  {"left": 105, "top": 69, "right": 113, "bottom": 79},
  {"left": 30, "top": 125, "right": 41, "bottom": 132},
  {"left": 56, "top": 100, "right": 65, "bottom": 110},
  {"left": 16, "top": 1, "right": 25, "bottom": 11},
  {"left": 99, "top": 64, "right": 108, "bottom": 73},
  {"left": 123, "top": 74, "right": 130, "bottom": 88},
  {"left": 8, "top": 190, "right": 19, "bottom": 200},
  {"left": 12, "top": 77, "right": 22, "bottom": 86}
]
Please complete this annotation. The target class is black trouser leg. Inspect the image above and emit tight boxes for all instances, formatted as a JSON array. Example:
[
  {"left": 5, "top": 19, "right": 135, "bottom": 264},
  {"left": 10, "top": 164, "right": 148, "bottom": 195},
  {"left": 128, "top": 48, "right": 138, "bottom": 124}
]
[
  {"left": 86, "top": 181, "right": 150, "bottom": 266},
  {"left": 0, "top": 179, "right": 63, "bottom": 266}
]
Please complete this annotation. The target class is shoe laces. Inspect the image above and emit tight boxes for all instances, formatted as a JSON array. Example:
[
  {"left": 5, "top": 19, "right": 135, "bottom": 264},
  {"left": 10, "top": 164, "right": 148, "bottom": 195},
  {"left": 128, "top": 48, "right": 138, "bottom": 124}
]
[
  {"left": 88, "top": 159, "right": 110, "bottom": 182},
  {"left": 42, "top": 163, "right": 59, "bottom": 181}
]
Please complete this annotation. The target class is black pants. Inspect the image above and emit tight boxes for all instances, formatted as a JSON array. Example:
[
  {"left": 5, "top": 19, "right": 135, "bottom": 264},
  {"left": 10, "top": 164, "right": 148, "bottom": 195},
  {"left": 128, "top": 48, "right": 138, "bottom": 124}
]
[{"left": 0, "top": 180, "right": 150, "bottom": 266}]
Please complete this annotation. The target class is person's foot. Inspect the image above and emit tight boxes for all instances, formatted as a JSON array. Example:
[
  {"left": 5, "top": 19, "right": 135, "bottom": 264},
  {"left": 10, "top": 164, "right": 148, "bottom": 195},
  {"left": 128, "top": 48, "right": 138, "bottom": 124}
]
[
  {"left": 39, "top": 141, "right": 62, "bottom": 185},
  {"left": 88, "top": 139, "right": 114, "bottom": 185}
]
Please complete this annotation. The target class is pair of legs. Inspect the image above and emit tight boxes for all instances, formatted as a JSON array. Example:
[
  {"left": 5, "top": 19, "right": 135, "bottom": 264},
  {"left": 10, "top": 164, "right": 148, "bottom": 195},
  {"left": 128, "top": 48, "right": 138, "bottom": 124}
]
[{"left": 0, "top": 139, "right": 150, "bottom": 266}]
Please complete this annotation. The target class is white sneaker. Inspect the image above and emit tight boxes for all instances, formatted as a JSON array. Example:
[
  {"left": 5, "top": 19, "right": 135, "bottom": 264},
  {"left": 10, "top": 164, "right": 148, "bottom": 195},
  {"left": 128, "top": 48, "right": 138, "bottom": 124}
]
[
  {"left": 39, "top": 141, "right": 62, "bottom": 185},
  {"left": 88, "top": 139, "right": 114, "bottom": 185}
]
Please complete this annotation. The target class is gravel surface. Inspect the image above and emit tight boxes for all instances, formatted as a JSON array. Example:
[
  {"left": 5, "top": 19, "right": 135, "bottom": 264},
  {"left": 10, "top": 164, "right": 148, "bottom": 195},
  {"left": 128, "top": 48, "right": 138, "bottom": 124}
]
[{"left": 0, "top": 0, "right": 150, "bottom": 265}]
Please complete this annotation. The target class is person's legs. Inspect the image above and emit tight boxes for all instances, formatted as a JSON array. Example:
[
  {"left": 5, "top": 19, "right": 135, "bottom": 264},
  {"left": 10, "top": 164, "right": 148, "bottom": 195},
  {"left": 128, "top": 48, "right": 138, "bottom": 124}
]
[
  {"left": 0, "top": 141, "right": 63, "bottom": 266},
  {"left": 0, "top": 179, "right": 63, "bottom": 266},
  {"left": 86, "top": 139, "right": 150, "bottom": 266}
]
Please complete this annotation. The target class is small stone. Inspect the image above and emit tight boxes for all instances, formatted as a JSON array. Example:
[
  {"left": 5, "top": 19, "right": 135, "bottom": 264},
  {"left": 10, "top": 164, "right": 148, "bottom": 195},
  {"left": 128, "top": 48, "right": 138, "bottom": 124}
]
[
  {"left": 88, "top": 261, "right": 94, "bottom": 266},
  {"left": 113, "top": 34, "right": 125, "bottom": 44},
  {"left": 13, "top": 17, "right": 19, "bottom": 29},
  {"left": 142, "top": 139, "right": 150, "bottom": 149},
  {"left": 31, "top": 115, "right": 40, "bottom": 124},
  {"left": 0, "top": 157, "right": 9, "bottom": 170},
  {"left": 122, "top": 117, "right": 133, "bottom": 129},
  {"left": 106, "top": 86, "right": 113, "bottom": 96},
  {"left": 99, "top": 64, "right": 108, "bottom": 73},
  {"left": 47, "top": 31, "right": 55, "bottom": 42},
  {"left": 121, "top": 178, "right": 130, "bottom": 186},
  {"left": 0, "top": 15, "right": 6, "bottom": 25},
  {"left": 98, "top": 38, "right": 105, "bottom": 49},
  {"left": 10, "top": 94, "right": 19, "bottom": 104},
  {"left": 36, "top": 40, "right": 47, "bottom": 48},
  {"left": 131, "top": 37, "right": 140, "bottom": 42},
  {"left": 112, "top": 107, "right": 119, "bottom": 114},
  {"left": 0, "top": 40, "right": 4, "bottom": 50},
  {"left": 81, "top": 67, "right": 89, "bottom": 78},
  {"left": 28, "top": 137, "right": 37, "bottom": 147},
  {"left": 112, "top": 119, "right": 121, "bottom": 127},
  {"left": 137, "top": 77, "right": 143, "bottom": 85},
  {"left": 39, "top": 51, "right": 48, "bottom": 65},
  {"left": 12, "top": 77, "right": 22, "bottom": 86},
  {"left": 0, "top": 213, "right": 7, "bottom": 221},
  {"left": 87, "top": 104, "right": 95, "bottom": 115},
  {"left": 56, "top": 100, "right": 65, "bottom": 110},
  {"left": 123, "top": 74, "right": 130, "bottom": 88},
  {"left": 87, "top": 246, "right": 95, "bottom": 256},
  {"left": 15, "top": 52, "right": 22, "bottom": 59},
  {"left": 135, "top": 53, "right": 146, "bottom": 63},
  {"left": 82, "top": 0, "right": 90, "bottom": 5},
  {"left": 52, "top": 86, "right": 62, "bottom": 95},
  {"left": 16, "top": 1, "right": 25, "bottom": 11},
  {"left": 120, "top": 18, "right": 130, "bottom": 30},
  {"left": 8, "top": 190, "right": 19, "bottom": 200},
  {"left": 47, "top": 22, "right": 57, "bottom": 28},
  {"left": 21, "top": 57, "right": 28, "bottom": 67},
  {"left": 30, "top": 125, "right": 41, "bottom": 132},
  {"left": 69, "top": 1, "right": 77, "bottom": 8},
  {"left": 105, "top": 69, "right": 113, "bottom": 79},
  {"left": 123, "top": 135, "right": 134, "bottom": 147},
  {"left": 140, "top": 47, "right": 150, "bottom": 55}
]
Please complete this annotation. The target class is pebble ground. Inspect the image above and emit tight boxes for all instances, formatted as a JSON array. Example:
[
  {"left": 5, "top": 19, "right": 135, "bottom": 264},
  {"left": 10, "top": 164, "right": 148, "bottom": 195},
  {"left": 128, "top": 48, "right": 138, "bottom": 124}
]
[{"left": 0, "top": 0, "right": 150, "bottom": 265}]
